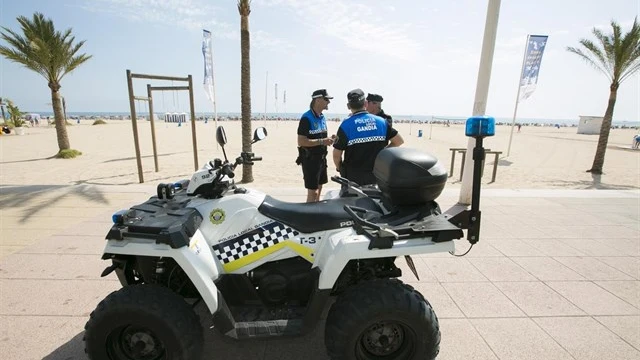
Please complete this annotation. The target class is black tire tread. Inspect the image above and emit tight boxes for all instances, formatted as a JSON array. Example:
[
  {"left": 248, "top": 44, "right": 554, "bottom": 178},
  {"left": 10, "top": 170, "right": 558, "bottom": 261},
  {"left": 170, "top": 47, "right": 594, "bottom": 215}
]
[
  {"left": 325, "top": 279, "right": 440, "bottom": 360},
  {"left": 84, "top": 284, "right": 203, "bottom": 360}
]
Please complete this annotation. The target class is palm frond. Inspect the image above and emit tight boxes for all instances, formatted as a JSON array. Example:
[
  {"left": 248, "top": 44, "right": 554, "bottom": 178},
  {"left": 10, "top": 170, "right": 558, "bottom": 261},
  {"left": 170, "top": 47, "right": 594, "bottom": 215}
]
[
  {"left": 567, "top": 45, "right": 612, "bottom": 81},
  {"left": 616, "top": 18, "right": 640, "bottom": 80},
  {"left": 568, "top": 17, "right": 640, "bottom": 84},
  {"left": 0, "top": 12, "right": 91, "bottom": 86}
]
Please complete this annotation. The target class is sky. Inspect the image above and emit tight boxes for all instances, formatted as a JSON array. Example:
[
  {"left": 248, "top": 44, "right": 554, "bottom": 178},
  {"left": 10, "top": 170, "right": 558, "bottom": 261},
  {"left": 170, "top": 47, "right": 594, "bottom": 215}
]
[{"left": 0, "top": 0, "right": 639, "bottom": 121}]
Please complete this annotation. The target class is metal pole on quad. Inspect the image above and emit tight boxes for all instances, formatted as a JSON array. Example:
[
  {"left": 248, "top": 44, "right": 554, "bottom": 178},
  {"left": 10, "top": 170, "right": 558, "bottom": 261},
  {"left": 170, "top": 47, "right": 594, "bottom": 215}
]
[{"left": 450, "top": 116, "right": 495, "bottom": 245}]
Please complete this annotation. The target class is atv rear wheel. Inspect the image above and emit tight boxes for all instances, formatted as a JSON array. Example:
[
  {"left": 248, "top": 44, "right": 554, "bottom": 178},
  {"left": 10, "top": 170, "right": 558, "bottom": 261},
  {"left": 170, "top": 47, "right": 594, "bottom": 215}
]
[
  {"left": 325, "top": 279, "right": 440, "bottom": 360},
  {"left": 84, "top": 284, "right": 203, "bottom": 360}
]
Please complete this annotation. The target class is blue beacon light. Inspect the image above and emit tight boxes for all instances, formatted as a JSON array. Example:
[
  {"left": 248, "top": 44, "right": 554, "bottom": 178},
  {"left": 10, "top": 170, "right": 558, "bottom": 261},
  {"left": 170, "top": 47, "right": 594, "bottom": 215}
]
[
  {"left": 112, "top": 210, "right": 127, "bottom": 224},
  {"left": 465, "top": 116, "right": 495, "bottom": 138}
]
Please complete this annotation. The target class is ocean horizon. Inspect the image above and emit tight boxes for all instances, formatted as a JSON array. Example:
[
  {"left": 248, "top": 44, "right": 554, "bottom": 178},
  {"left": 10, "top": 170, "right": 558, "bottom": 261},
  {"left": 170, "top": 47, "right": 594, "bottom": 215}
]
[{"left": 19, "top": 111, "right": 640, "bottom": 127}]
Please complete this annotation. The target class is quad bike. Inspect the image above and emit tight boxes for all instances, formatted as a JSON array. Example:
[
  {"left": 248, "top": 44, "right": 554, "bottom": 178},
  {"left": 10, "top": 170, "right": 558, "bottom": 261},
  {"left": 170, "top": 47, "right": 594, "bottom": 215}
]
[{"left": 84, "top": 116, "right": 495, "bottom": 360}]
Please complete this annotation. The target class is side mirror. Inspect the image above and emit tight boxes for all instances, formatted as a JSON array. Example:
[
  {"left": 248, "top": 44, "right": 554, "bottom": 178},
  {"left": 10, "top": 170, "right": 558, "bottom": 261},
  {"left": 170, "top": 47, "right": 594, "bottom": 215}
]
[
  {"left": 216, "top": 126, "right": 228, "bottom": 146},
  {"left": 252, "top": 127, "right": 268, "bottom": 143}
]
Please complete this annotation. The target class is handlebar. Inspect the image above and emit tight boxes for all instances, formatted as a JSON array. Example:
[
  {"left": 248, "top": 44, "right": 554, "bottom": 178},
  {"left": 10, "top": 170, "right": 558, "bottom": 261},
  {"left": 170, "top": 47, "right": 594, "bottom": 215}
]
[
  {"left": 221, "top": 165, "right": 235, "bottom": 178},
  {"left": 206, "top": 152, "right": 263, "bottom": 183}
]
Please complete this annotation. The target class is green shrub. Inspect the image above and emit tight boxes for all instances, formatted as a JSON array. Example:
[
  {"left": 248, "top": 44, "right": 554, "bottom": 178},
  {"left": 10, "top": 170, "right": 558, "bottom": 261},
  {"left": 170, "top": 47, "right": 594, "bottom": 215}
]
[
  {"left": 6, "top": 100, "right": 25, "bottom": 127},
  {"left": 92, "top": 119, "right": 107, "bottom": 125},
  {"left": 56, "top": 149, "right": 82, "bottom": 159}
]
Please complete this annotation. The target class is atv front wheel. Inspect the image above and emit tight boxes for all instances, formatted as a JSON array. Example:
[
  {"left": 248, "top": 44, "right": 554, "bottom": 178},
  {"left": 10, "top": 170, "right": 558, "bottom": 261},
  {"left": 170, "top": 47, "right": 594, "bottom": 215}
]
[
  {"left": 84, "top": 284, "right": 203, "bottom": 360},
  {"left": 325, "top": 279, "right": 440, "bottom": 360}
]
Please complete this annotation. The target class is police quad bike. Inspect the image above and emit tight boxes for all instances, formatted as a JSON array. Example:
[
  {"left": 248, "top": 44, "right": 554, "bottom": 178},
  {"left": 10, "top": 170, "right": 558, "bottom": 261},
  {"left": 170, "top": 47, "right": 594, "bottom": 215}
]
[{"left": 83, "top": 116, "right": 495, "bottom": 360}]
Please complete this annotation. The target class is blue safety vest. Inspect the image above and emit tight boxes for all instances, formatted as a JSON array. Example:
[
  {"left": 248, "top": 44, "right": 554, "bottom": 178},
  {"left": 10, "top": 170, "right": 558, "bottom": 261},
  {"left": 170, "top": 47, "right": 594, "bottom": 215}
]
[
  {"left": 301, "top": 109, "right": 327, "bottom": 136},
  {"left": 340, "top": 111, "right": 387, "bottom": 146}
]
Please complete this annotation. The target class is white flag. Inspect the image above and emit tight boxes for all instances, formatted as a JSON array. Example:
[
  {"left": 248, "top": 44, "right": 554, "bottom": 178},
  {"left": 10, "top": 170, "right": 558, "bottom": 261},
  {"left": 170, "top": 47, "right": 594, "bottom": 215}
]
[
  {"left": 202, "top": 30, "right": 215, "bottom": 103},
  {"left": 518, "top": 35, "right": 548, "bottom": 102}
]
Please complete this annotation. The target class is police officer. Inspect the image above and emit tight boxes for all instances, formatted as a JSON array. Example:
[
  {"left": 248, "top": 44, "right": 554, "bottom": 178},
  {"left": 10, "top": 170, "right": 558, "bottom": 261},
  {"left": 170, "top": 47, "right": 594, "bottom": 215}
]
[
  {"left": 366, "top": 93, "right": 393, "bottom": 127},
  {"left": 333, "top": 89, "right": 403, "bottom": 186},
  {"left": 297, "top": 89, "right": 335, "bottom": 202}
]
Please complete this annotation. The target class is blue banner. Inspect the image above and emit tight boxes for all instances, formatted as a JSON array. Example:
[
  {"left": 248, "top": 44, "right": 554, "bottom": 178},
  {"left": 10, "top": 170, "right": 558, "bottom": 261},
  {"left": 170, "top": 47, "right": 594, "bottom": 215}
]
[
  {"left": 202, "top": 29, "right": 215, "bottom": 103},
  {"left": 519, "top": 35, "right": 548, "bottom": 102}
]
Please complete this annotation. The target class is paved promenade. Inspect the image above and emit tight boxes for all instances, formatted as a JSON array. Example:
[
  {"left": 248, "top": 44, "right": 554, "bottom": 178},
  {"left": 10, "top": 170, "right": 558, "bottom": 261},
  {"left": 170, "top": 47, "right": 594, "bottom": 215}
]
[{"left": 1, "top": 184, "right": 638, "bottom": 359}]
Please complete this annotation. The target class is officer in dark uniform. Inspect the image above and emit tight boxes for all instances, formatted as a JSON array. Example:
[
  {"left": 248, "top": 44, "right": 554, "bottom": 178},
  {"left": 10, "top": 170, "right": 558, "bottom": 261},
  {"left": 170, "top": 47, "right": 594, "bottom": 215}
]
[
  {"left": 366, "top": 93, "right": 393, "bottom": 128},
  {"left": 333, "top": 89, "right": 403, "bottom": 186},
  {"left": 297, "top": 89, "right": 335, "bottom": 202}
]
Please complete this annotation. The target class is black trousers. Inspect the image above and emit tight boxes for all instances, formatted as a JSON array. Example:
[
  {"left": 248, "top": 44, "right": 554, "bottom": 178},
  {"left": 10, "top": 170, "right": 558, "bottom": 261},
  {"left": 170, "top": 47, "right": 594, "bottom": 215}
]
[
  {"left": 340, "top": 167, "right": 376, "bottom": 186},
  {"left": 302, "top": 155, "right": 328, "bottom": 190}
]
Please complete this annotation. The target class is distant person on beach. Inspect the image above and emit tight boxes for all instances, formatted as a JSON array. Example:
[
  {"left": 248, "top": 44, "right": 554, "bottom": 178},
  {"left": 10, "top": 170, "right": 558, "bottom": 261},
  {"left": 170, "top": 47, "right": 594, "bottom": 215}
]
[
  {"left": 633, "top": 134, "right": 640, "bottom": 149},
  {"left": 296, "top": 89, "right": 335, "bottom": 202},
  {"left": 517, "top": 124, "right": 522, "bottom": 132},
  {"left": 333, "top": 88, "right": 403, "bottom": 186},
  {"left": 365, "top": 93, "right": 393, "bottom": 128}
]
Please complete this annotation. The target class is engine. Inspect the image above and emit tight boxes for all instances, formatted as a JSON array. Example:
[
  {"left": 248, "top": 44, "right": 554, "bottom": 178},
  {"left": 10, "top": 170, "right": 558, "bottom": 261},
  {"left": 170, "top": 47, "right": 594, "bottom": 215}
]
[{"left": 250, "top": 257, "right": 314, "bottom": 306}]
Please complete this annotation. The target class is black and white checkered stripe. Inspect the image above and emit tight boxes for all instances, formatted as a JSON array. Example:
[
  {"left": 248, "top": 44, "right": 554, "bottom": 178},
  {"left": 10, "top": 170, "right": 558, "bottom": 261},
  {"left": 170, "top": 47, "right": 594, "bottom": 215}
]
[
  {"left": 212, "top": 221, "right": 299, "bottom": 264},
  {"left": 347, "top": 135, "right": 386, "bottom": 146}
]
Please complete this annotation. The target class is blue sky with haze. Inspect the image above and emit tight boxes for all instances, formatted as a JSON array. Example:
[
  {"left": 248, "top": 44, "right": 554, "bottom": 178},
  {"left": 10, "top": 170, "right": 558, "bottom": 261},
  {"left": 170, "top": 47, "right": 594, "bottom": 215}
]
[{"left": 1, "top": 0, "right": 638, "bottom": 121}]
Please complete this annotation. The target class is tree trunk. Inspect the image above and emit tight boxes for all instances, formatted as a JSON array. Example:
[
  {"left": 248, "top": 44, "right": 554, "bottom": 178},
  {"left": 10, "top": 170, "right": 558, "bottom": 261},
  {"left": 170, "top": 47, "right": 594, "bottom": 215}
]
[
  {"left": 50, "top": 85, "right": 70, "bottom": 151},
  {"left": 588, "top": 83, "right": 618, "bottom": 174},
  {"left": 240, "top": 13, "right": 253, "bottom": 183}
]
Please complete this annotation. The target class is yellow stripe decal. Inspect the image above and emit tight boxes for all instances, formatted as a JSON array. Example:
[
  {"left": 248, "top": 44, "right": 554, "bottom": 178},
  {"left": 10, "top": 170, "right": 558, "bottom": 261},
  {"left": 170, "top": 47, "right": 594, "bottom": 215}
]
[{"left": 222, "top": 240, "right": 314, "bottom": 272}]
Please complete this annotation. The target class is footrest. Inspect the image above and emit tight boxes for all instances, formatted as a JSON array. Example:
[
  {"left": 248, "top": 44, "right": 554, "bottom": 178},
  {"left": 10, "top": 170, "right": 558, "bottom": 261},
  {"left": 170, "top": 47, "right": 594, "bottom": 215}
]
[{"left": 234, "top": 319, "right": 303, "bottom": 338}]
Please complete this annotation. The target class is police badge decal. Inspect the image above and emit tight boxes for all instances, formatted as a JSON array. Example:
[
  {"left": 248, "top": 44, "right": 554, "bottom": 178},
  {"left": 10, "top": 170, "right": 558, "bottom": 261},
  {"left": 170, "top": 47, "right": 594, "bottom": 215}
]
[{"left": 209, "top": 208, "right": 225, "bottom": 225}]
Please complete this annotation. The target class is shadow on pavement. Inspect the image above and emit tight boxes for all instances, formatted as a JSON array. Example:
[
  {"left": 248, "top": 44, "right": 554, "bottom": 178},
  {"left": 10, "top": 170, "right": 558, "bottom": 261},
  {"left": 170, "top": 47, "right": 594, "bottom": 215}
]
[
  {"left": 0, "top": 184, "right": 110, "bottom": 223},
  {"left": 541, "top": 174, "right": 640, "bottom": 190},
  {"left": 43, "top": 314, "right": 330, "bottom": 360},
  {"left": 101, "top": 151, "right": 192, "bottom": 164}
]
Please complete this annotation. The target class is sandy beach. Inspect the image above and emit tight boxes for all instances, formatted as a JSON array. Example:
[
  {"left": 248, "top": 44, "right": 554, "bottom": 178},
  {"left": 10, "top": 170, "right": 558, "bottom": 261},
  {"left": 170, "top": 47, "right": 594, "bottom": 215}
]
[{"left": 1, "top": 119, "right": 639, "bottom": 191}]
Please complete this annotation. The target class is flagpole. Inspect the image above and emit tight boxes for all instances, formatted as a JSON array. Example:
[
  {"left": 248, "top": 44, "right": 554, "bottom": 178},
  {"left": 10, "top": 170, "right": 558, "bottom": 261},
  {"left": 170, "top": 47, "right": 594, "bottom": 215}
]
[
  {"left": 210, "top": 37, "right": 218, "bottom": 139},
  {"left": 264, "top": 71, "right": 268, "bottom": 127},
  {"left": 506, "top": 34, "right": 529, "bottom": 157},
  {"left": 202, "top": 29, "right": 218, "bottom": 149}
]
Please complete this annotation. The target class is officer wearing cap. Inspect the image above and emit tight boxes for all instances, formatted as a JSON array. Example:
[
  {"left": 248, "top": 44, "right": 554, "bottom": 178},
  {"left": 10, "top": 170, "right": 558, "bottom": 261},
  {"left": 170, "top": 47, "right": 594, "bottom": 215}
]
[
  {"left": 333, "top": 89, "right": 404, "bottom": 186},
  {"left": 366, "top": 93, "right": 393, "bottom": 128},
  {"left": 297, "top": 89, "right": 336, "bottom": 202}
]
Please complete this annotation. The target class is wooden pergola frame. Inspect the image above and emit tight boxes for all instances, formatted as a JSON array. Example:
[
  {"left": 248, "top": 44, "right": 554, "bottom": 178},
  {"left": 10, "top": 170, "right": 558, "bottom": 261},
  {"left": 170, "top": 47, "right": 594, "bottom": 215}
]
[{"left": 126, "top": 69, "right": 199, "bottom": 183}]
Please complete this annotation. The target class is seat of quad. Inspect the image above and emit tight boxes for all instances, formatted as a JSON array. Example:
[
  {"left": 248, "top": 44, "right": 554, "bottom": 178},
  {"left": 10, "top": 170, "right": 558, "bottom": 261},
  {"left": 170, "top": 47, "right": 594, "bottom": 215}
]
[{"left": 258, "top": 195, "right": 383, "bottom": 233}]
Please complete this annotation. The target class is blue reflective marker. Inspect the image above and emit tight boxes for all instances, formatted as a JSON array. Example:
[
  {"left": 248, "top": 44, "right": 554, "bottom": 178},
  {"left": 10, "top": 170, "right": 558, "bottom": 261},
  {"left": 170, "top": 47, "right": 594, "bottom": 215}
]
[
  {"left": 112, "top": 209, "right": 127, "bottom": 224},
  {"left": 173, "top": 179, "right": 190, "bottom": 190},
  {"left": 465, "top": 116, "right": 495, "bottom": 137}
]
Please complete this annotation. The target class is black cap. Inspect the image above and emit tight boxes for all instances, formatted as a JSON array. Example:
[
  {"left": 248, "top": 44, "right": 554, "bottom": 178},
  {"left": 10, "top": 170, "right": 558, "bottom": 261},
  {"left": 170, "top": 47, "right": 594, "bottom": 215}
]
[
  {"left": 366, "top": 93, "right": 383, "bottom": 102},
  {"left": 347, "top": 88, "right": 366, "bottom": 103},
  {"left": 311, "top": 89, "right": 333, "bottom": 99}
]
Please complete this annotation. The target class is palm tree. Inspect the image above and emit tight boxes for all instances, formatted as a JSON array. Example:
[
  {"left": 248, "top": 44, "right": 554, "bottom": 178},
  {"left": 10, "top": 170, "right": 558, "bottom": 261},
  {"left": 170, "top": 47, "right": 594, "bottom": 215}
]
[
  {"left": 567, "top": 17, "right": 640, "bottom": 174},
  {"left": 0, "top": 12, "right": 91, "bottom": 157},
  {"left": 238, "top": 0, "right": 253, "bottom": 183}
]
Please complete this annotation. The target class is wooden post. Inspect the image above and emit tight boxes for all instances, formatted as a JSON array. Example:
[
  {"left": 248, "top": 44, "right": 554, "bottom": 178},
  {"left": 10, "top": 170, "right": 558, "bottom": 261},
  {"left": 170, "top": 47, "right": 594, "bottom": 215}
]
[
  {"left": 188, "top": 75, "right": 199, "bottom": 171},
  {"left": 127, "top": 69, "right": 144, "bottom": 183},
  {"left": 449, "top": 148, "right": 457, "bottom": 178},
  {"left": 147, "top": 84, "right": 159, "bottom": 172}
]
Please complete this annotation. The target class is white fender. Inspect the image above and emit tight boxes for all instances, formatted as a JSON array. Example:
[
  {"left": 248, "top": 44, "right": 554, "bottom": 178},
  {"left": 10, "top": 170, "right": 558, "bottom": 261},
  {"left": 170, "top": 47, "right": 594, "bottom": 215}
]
[
  {"left": 314, "top": 230, "right": 455, "bottom": 289},
  {"left": 103, "top": 229, "right": 221, "bottom": 314}
]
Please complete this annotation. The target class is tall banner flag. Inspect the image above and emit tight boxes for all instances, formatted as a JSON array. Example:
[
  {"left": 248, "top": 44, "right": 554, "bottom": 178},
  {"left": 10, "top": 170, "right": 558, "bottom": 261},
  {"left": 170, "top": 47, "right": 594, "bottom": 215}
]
[
  {"left": 507, "top": 34, "right": 548, "bottom": 156},
  {"left": 274, "top": 83, "right": 279, "bottom": 114},
  {"left": 518, "top": 35, "right": 548, "bottom": 102},
  {"left": 202, "top": 29, "right": 218, "bottom": 130}
]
